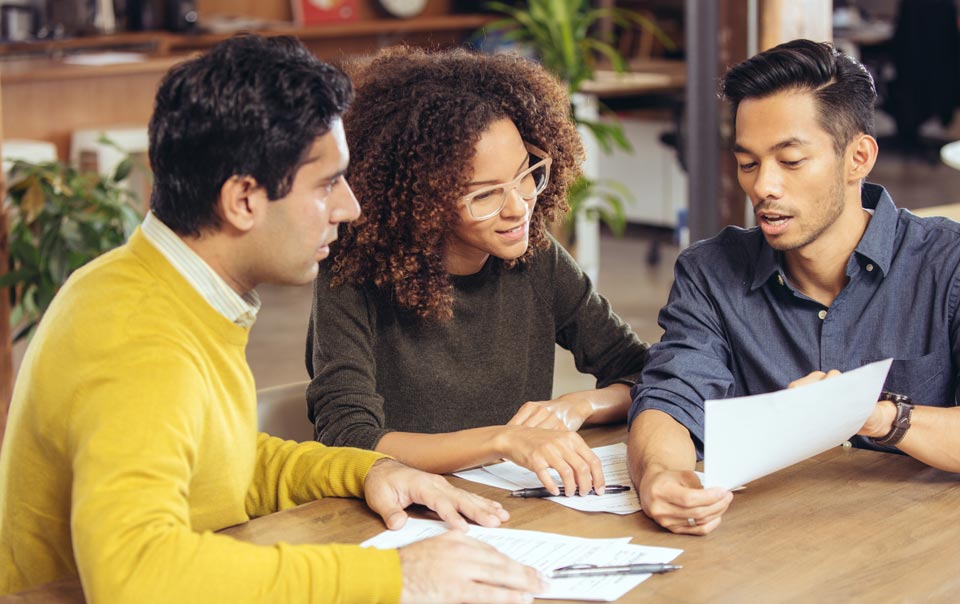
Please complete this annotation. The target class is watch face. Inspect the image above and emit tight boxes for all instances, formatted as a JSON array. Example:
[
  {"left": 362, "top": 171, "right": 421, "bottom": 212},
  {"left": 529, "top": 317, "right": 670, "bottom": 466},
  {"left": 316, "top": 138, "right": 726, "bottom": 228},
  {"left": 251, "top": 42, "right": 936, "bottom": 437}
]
[{"left": 378, "top": 0, "right": 428, "bottom": 18}]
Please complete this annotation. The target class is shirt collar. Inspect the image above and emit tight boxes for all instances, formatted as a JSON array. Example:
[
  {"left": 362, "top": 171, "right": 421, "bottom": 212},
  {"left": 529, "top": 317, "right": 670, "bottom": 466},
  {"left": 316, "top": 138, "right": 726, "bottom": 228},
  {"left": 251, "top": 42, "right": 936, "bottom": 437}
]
[
  {"left": 750, "top": 182, "right": 897, "bottom": 291},
  {"left": 852, "top": 182, "right": 897, "bottom": 276},
  {"left": 140, "top": 212, "right": 261, "bottom": 327}
]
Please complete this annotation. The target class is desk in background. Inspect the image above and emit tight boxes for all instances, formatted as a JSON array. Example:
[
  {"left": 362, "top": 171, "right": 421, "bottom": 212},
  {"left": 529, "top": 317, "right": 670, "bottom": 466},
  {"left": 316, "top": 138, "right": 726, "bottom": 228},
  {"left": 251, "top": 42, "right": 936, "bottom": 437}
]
[{"left": 4, "top": 424, "right": 959, "bottom": 603}]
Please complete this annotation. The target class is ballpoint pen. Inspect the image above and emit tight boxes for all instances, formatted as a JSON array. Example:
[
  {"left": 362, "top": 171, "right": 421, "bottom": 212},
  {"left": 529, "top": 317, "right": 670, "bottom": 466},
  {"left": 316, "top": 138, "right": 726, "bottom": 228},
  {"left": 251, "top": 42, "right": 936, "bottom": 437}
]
[
  {"left": 508, "top": 484, "right": 631, "bottom": 498},
  {"left": 549, "top": 563, "right": 682, "bottom": 579}
]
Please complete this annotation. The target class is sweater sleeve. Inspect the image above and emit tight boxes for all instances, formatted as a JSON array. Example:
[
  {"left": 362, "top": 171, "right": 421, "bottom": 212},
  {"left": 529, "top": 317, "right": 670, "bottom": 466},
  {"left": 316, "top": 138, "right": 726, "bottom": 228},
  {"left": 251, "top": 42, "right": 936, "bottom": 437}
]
[
  {"left": 306, "top": 266, "right": 392, "bottom": 450},
  {"left": 68, "top": 343, "right": 402, "bottom": 604},
  {"left": 541, "top": 238, "right": 650, "bottom": 387},
  {"left": 245, "top": 433, "right": 386, "bottom": 517}
]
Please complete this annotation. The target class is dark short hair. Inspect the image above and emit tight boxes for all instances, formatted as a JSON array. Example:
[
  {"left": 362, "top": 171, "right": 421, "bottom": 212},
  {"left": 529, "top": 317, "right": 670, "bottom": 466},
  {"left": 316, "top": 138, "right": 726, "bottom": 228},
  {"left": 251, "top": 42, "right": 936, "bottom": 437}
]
[
  {"left": 148, "top": 34, "right": 353, "bottom": 236},
  {"left": 720, "top": 39, "right": 876, "bottom": 154}
]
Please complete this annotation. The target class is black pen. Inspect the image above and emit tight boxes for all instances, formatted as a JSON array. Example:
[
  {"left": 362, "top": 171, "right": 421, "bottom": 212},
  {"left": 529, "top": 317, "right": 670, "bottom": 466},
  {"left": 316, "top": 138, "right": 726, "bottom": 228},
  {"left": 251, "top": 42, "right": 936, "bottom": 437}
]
[
  {"left": 549, "top": 563, "right": 681, "bottom": 579},
  {"left": 508, "top": 484, "right": 631, "bottom": 498}
]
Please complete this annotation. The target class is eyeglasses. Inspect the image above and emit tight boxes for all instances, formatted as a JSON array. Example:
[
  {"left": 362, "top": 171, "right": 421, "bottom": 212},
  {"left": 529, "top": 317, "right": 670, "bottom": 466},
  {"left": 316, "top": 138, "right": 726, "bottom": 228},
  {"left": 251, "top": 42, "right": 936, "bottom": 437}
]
[{"left": 460, "top": 142, "right": 552, "bottom": 221}]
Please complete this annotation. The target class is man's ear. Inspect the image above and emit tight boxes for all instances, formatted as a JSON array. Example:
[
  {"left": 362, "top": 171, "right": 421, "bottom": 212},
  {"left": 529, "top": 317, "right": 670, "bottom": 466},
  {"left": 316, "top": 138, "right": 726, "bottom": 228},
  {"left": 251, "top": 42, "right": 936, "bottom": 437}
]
[
  {"left": 847, "top": 134, "right": 879, "bottom": 183},
  {"left": 216, "top": 175, "right": 262, "bottom": 233}
]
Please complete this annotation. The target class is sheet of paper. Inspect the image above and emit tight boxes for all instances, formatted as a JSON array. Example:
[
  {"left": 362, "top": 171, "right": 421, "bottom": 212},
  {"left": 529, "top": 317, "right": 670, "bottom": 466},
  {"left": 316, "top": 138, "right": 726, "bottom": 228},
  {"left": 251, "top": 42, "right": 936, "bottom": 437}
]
[
  {"left": 702, "top": 358, "right": 892, "bottom": 490},
  {"left": 455, "top": 444, "right": 643, "bottom": 514},
  {"left": 361, "top": 518, "right": 682, "bottom": 602},
  {"left": 63, "top": 52, "right": 147, "bottom": 66}
]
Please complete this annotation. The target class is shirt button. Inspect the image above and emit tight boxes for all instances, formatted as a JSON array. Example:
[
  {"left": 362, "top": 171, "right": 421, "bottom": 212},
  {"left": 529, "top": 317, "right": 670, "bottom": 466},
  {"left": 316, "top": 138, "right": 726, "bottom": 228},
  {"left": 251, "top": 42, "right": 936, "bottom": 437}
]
[
  {"left": 842, "top": 440, "right": 852, "bottom": 448},
  {"left": 777, "top": 275, "right": 784, "bottom": 286},
  {"left": 818, "top": 310, "right": 827, "bottom": 320},
  {"left": 866, "top": 263, "right": 874, "bottom": 272}
]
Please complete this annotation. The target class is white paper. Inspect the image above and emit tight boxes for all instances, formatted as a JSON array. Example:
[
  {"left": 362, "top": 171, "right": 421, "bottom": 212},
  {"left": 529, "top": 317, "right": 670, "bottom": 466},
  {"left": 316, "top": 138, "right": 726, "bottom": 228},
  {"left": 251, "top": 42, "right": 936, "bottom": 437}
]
[
  {"left": 361, "top": 518, "right": 682, "bottom": 602},
  {"left": 702, "top": 358, "right": 892, "bottom": 490},
  {"left": 455, "top": 444, "right": 643, "bottom": 514},
  {"left": 63, "top": 52, "right": 146, "bottom": 66}
]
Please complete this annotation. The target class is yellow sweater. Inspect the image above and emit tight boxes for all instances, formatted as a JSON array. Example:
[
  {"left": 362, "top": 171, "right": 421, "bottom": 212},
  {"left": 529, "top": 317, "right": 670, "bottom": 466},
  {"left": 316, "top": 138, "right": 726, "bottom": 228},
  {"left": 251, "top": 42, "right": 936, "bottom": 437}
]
[{"left": 0, "top": 230, "right": 402, "bottom": 603}]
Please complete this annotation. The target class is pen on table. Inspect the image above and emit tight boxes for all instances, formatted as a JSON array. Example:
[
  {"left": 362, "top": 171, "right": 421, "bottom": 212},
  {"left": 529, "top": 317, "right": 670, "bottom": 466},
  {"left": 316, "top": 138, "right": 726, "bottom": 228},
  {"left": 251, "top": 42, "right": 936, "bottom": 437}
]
[
  {"left": 549, "top": 563, "right": 682, "bottom": 579},
  {"left": 509, "top": 484, "right": 631, "bottom": 498}
]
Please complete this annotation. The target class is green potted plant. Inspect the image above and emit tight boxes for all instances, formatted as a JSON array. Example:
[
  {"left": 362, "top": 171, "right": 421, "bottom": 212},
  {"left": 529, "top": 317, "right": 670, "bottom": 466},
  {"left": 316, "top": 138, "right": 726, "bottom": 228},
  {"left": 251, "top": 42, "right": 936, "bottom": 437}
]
[
  {"left": 483, "top": 0, "right": 674, "bottom": 240},
  {"left": 1, "top": 152, "right": 142, "bottom": 342}
]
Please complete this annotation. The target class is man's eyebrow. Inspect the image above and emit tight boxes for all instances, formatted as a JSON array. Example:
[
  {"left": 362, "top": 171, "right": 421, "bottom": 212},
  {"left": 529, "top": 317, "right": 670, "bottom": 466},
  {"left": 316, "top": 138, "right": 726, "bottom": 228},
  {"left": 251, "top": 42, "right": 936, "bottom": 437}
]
[
  {"left": 467, "top": 153, "right": 530, "bottom": 187},
  {"left": 318, "top": 168, "right": 347, "bottom": 183},
  {"left": 733, "top": 137, "right": 809, "bottom": 155}
]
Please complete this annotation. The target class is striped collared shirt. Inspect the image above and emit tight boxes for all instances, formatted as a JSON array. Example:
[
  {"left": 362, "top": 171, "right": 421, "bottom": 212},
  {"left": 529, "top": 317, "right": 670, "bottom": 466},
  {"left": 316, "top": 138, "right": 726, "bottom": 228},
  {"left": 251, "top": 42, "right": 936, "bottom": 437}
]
[{"left": 140, "top": 212, "right": 261, "bottom": 328}]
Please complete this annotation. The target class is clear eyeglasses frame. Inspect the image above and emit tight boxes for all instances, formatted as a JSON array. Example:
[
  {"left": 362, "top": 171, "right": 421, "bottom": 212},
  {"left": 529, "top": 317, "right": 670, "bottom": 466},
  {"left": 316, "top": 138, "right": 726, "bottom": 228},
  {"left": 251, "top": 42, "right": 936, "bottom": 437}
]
[{"left": 460, "top": 142, "right": 553, "bottom": 221}]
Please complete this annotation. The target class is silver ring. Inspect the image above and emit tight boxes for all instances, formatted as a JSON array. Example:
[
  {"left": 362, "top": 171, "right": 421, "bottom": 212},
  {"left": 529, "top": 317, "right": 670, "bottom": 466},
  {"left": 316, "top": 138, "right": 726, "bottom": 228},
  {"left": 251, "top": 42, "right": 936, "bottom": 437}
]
[{"left": 686, "top": 517, "right": 697, "bottom": 527}]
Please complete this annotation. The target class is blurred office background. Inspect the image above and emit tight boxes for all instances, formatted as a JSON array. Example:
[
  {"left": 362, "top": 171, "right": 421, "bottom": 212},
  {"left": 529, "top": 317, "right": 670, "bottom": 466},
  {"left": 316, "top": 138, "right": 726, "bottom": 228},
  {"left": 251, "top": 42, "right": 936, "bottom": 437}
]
[{"left": 3, "top": 0, "right": 960, "bottom": 431}]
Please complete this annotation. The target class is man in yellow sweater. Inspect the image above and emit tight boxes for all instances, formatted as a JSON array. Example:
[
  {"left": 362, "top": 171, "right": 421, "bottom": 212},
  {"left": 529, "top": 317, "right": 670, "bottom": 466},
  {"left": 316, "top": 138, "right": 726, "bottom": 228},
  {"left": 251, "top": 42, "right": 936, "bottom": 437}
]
[{"left": 0, "top": 35, "right": 545, "bottom": 603}]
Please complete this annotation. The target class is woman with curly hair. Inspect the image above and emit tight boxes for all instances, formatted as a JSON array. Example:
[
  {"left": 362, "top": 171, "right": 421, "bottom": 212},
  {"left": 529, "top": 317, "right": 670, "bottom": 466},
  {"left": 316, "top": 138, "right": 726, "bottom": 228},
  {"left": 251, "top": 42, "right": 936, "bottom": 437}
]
[{"left": 305, "top": 46, "right": 649, "bottom": 496}]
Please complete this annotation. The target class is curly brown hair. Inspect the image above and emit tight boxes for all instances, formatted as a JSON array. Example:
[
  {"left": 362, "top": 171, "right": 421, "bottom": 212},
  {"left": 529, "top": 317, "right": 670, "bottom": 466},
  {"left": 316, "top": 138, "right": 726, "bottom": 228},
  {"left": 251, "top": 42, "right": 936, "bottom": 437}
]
[{"left": 330, "top": 45, "right": 584, "bottom": 321}]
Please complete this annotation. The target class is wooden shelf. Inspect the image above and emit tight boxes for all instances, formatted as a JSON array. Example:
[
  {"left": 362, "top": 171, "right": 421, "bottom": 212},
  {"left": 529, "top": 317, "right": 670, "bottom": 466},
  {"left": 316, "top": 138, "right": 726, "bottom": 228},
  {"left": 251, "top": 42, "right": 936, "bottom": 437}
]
[
  {"left": 0, "top": 15, "right": 493, "bottom": 59},
  {"left": 0, "top": 14, "right": 494, "bottom": 159}
]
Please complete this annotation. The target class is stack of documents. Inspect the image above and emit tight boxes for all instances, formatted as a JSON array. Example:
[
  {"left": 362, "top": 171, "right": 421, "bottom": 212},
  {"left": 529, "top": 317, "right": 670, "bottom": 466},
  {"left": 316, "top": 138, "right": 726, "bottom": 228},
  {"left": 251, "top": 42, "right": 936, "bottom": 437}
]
[{"left": 362, "top": 518, "right": 682, "bottom": 602}]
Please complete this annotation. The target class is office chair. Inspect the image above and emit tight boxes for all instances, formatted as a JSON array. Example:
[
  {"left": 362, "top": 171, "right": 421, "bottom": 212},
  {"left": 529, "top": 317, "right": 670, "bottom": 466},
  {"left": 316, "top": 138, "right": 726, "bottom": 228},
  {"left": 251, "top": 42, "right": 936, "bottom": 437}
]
[{"left": 256, "top": 380, "right": 314, "bottom": 442}]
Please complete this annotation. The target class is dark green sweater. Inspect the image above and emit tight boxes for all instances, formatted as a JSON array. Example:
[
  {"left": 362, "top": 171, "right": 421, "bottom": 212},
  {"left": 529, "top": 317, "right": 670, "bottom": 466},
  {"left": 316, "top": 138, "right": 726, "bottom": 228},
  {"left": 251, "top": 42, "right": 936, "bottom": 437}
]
[{"left": 305, "top": 239, "right": 649, "bottom": 450}]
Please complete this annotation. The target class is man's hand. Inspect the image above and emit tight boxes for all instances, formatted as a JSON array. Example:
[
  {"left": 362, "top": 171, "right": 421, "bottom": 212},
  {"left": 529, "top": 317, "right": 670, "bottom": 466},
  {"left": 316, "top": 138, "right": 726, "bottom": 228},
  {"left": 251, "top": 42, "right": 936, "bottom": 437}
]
[
  {"left": 638, "top": 465, "right": 732, "bottom": 536},
  {"left": 507, "top": 395, "right": 593, "bottom": 432},
  {"left": 858, "top": 400, "right": 897, "bottom": 438},
  {"left": 364, "top": 459, "right": 509, "bottom": 530},
  {"left": 399, "top": 530, "right": 545, "bottom": 604},
  {"left": 787, "top": 369, "right": 842, "bottom": 389},
  {"left": 494, "top": 427, "right": 605, "bottom": 496},
  {"left": 787, "top": 369, "right": 897, "bottom": 439}
]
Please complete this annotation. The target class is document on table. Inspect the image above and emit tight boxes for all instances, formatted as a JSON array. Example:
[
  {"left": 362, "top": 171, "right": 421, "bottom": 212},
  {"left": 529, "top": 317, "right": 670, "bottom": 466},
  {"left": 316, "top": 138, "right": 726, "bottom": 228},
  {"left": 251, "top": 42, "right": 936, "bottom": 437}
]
[
  {"left": 361, "top": 518, "right": 683, "bottom": 602},
  {"left": 702, "top": 358, "right": 892, "bottom": 490},
  {"left": 454, "top": 443, "right": 642, "bottom": 514}
]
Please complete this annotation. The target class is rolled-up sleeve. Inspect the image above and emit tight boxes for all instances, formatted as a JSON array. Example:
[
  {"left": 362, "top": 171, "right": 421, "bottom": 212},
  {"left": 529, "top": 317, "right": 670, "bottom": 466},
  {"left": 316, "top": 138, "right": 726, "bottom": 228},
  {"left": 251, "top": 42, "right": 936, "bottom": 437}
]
[{"left": 629, "top": 253, "right": 737, "bottom": 456}]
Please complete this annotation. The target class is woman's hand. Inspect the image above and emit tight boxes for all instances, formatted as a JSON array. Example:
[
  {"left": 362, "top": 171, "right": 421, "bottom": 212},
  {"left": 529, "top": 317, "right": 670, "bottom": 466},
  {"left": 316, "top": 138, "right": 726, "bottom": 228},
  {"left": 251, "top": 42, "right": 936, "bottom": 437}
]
[
  {"left": 506, "top": 393, "right": 594, "bottom": 432},
  {"left": 493, "top": 426, "right": 605, "bottom": 496}
]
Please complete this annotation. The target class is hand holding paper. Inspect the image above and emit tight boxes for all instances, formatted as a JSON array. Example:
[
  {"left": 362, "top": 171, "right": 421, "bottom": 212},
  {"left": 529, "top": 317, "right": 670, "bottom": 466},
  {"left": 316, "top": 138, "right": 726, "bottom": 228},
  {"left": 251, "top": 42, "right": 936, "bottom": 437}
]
[{"left": 702, "top": 359, "right": 892, "bottom": 489}]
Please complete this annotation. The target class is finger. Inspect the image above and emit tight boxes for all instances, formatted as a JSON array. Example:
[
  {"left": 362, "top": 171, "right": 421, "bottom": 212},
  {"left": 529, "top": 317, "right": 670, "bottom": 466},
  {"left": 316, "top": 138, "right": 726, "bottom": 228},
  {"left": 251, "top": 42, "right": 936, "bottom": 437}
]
[
  {"left": 551, "top": 458, "right": 579, "bottom": 497},
  {"left": 384, "top": 508, "right": 408, "bottom": 530},
  {"left": 507, "top": 403, "right": 539, "bottom": 427},
  {"left": 447, "top": 489, "right": 510, "bottom": 528},
  {"left": 533, "top": 466, "right": 560, "bottom": 496},
  {"left": 453, "top": 541, "right": 545, "bottom": 594},
  {"left": 366, "top": 487, "right": 411, "bottom": 530},
  {"left": 667, "top": 513, "right": 723, "bottom": 536},
  {"left": 426, "top": 492, "right": 470, "bottom": 530},
  {"left": 562, "top": 444, "right": 602, "bottom": 497},
  {"left": 664, "top": 490, "right": 733, "bottom": 527},
  {"left": 580, "top": 446, "right": 605, "bottom": 494},
  {"left": 662, "top": 483, "right": 730, "bottom": 510},
  {"left": 526, "top": 412, "right": 563, "bottom": 430},
  {"left": 787, "top": 371, "right": 827, "bottom": 389}
]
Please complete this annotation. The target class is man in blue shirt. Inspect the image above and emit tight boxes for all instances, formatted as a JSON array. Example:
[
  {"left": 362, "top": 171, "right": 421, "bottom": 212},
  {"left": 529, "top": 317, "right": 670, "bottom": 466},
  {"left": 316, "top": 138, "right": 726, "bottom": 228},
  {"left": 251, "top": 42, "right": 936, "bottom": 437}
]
[{"left": 627, "top": 39, "right": 960, "bottom": 535}]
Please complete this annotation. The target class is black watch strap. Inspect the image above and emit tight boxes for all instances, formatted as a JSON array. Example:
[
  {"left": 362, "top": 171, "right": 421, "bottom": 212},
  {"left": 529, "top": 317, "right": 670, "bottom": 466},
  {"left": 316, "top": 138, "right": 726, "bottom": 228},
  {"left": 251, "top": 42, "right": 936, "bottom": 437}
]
[{"left": 873, "top": 391, "right": 914, "bottom": 447}]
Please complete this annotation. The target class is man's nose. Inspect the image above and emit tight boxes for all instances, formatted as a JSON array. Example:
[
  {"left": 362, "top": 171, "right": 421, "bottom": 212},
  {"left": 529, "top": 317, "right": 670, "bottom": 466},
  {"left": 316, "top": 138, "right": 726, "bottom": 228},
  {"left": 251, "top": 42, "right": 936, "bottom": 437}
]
[
  {"left": 752, "top": 163, "right": 783, "bottom": 200},
  {"left": 333, "top": 179, "right": 361, "bottom": 223}
]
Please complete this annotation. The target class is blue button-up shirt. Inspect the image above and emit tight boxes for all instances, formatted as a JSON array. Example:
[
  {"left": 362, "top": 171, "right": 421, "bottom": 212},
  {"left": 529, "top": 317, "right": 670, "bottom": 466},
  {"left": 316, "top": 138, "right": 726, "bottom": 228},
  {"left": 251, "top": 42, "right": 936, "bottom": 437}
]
[{"left": 629, "top": 183, "right": 960, "bottom": 455}]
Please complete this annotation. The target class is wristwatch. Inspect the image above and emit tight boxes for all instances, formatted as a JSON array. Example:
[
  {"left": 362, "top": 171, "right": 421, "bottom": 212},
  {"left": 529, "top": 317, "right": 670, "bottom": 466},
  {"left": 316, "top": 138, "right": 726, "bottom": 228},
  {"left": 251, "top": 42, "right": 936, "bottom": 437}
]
[{"left": 872, "top": 391, "right": 914, "bottom": 447}]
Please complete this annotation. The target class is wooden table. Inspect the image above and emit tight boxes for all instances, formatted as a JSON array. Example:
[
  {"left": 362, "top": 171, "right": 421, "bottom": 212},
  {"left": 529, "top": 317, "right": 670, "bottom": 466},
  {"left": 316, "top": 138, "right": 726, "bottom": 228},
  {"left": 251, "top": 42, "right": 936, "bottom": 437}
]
[{"left": 4, "top": 425, "right": 960, "bottom": 603}]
